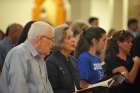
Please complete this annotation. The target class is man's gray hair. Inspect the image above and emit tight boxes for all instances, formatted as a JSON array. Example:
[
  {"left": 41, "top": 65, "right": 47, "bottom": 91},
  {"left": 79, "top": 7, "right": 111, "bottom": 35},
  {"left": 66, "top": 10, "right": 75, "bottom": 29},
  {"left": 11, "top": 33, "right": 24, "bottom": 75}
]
[
  {"left": 54, "top": 24, "right": 69, "bottom": 49},
  {"left": 27, "top": 21, "right": 54, "bottom": 40}
]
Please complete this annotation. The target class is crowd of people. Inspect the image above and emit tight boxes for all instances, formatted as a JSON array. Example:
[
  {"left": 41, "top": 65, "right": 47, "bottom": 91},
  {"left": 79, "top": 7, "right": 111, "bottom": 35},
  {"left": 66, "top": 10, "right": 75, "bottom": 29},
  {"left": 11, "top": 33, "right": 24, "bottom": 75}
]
[{"left": 0, "top": 17, "right": 140, "bottom": 93}]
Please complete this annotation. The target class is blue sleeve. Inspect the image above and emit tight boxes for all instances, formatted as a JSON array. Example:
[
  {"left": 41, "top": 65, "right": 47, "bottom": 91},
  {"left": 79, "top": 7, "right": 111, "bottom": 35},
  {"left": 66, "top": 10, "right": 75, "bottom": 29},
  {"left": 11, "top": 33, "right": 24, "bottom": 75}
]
[{"left": 77, "top": 55, "right": 90, "bottom": 81}]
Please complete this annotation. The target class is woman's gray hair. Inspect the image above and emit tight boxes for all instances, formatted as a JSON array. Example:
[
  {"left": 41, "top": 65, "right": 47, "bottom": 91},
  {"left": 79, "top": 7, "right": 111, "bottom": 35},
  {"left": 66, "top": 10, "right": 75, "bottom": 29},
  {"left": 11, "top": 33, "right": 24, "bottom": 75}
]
[
  {"left": 54, "top": 24, "right": 69, "bottom": 49},
  {"left": 27, "top": 21, "right": 54, "bottom": 40}
]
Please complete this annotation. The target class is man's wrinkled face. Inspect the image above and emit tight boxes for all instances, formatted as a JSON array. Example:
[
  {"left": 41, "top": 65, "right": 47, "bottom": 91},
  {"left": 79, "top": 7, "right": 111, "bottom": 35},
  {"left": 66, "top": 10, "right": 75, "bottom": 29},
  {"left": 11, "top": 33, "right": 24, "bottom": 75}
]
[{"left": 37, "top": 29, "right": 54, "bottom": 57}]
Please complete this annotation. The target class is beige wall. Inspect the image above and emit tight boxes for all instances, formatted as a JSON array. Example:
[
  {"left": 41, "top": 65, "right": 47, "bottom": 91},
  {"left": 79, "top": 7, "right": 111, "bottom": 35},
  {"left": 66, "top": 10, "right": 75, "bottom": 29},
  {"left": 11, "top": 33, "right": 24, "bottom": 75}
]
[
  {"left": 0, "top": 0, "right": 33, "bottom": 32},
  {"left": 70, "top": 0, "right": 91, "bottom": 20},
  {"left": 70, "top": 0, "right": 129, "bottom": 31},
  {"left": 1, "top": 0, "right": 139, "bottom": 32},
  {"left": 90, "top": 0, "right": 113, "bottom": 31}
]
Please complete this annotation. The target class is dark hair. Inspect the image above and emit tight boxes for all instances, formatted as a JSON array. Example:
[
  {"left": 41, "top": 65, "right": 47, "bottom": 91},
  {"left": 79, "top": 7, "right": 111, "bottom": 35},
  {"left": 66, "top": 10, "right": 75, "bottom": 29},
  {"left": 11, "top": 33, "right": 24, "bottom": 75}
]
[
  {"left": 127, "top": 18, "right": 138, "bottom": 27},
  {"left": 76, "top": 27, "right": 106, "bottom": 57},
  {"left": 105, "top": 30, "right": 134, "bottom": 62},
  {"left": 0, "top": 29, "right": 5, "bottom": 40},
  {"left": 18, "top": 21, "right": 35, "bottom": 44},
  {"left": 5, "top": 23, "right": 23, "bottom": 36},
  {"left": 88, "top": 17, "right": 98, "bottom": 24}
]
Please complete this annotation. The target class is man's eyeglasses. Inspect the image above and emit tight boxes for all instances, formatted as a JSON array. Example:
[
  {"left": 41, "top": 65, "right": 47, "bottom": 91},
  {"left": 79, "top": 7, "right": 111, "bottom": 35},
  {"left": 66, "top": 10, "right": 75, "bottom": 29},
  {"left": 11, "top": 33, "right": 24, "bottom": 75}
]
[{"left": 41, "top": 36, "right": 54, "bottom": 42}]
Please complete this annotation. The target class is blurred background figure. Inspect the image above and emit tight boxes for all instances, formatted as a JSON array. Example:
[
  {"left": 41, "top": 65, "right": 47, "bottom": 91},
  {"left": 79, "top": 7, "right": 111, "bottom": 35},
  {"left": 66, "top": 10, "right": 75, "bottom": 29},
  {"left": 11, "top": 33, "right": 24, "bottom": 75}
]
[
  {"left": 88, "top": 17, "right": 99, "bottom": 28},
  {"left": 0, "top": 23, "right": 23, "bottom": 71},
  {"left": 18, "top": 21, "right": 35, "bottom": 44},
  {"left": 0, "top": 29, "right": 5, "bottom": 41},
  {"left": 71, "top": 20, "right": 89, "bottom": 45},
  {"left": 107, "top": 28, "right": 116, "bottom": 38},
  {"left": 127, "top": 18, "right": 139, "bottom": 37}
]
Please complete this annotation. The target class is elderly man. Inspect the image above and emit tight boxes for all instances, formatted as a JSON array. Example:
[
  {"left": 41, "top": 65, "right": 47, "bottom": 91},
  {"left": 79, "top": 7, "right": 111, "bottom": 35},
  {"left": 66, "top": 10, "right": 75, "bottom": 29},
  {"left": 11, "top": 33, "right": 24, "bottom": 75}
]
[{"left": 0, "top": 21, "right": 54, "bottom": 93}]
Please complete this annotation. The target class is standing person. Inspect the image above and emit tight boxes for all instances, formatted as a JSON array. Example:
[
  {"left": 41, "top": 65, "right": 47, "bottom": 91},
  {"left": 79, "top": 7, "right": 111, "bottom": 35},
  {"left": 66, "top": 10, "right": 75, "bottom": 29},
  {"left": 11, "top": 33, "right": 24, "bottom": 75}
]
[
  {"left": 76, "top": 27, "right": 106, "bottom": 92},
  {"left": 0, "top": 21, "right": 54, "bottom": 93},
  {"left": 46, "top": 24, "right": 80, "bottom": 93},
  {"left": 127, "top": 18, "right": 139, "bottom": 37},
  {"left": 105, "top": 30, "right": 140, "bottom": 93},
  {"left": 88, "top": 17, "right": 99, "bottom": 28}
]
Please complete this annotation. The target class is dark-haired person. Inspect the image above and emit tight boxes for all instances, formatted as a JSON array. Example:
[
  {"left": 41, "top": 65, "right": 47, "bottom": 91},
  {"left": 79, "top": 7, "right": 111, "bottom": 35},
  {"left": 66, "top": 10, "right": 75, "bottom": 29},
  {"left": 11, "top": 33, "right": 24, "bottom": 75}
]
[
  {"left": 88, "top": 17, "right": 99, "bottom": 28},
  {"left": 0, "top": 23, "right": 23, "bottom": 53},
  {"left": 46, "top": 24, "right": 80, "bottom": 93},
  {"left": 127, "top": 18, "right": 139, "bottom": 37},
  {"left": 76, "top": 27, "right": 106, "bottom": 92},
  {"left": 0, "top": 29, "right": 4, "bottom": 41},
  {"left": 18, "top": 21, "right": 35, "bottom": 44},
  {"left": 105, "top": 30, "right": 140, "bottom": 93}
]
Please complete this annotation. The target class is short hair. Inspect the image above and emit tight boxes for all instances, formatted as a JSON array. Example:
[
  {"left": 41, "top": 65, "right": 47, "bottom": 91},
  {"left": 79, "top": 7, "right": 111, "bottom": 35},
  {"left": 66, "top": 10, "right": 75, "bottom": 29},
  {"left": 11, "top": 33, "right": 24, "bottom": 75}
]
[
  {"left": 27, "top": 21, "right": 54, "bottom": 40},
  {"left": 127, "top": 18, "right": 138, "bottom": 27},
  {"left": 88, "top": 17, "right": 98, "bottom": 24},
  {"left": 54, "top": 24, "right": 69, "bottom": 49},
  {"left": 0, "top": 29, "right": 4, "bottom": 39},
  {"left": 5, "top": 23, "right": 23, "bottom": 36}
]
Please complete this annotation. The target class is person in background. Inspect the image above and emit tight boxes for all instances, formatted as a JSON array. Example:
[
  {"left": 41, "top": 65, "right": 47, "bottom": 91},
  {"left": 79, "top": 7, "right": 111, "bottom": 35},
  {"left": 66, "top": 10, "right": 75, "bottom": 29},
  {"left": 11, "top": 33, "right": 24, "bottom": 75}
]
[
  {"left": 0, "top": 23, "right": 23, "bottom": 53},
  {"left": 0, "top": 21, "right": 54, "bottom": 93},
  {"left": 71, "top": 20, "right": 89, "bottom": 45},
  {"left": 105, "top": 30, "right": 140, "bottom": 93},
  {"left": 76, "top": 27, "right": 106, "bottom": 92},
  {"left": 88, "top": 17, "right": 99, "bottom": 28},
  {"left": 46, "top": 24, "right": 80, "bottom": 93},
  {"left": 0, "top": 29, "right": 5, "bottom": 41},
  {"left": 107, "top": 28, "right": 116, "bottom": 39},
  {"left": 18, "top": 21, "right": 35, "bottom": 44},
  {"left": 0, "top": 23, "right": 23, "bottom": 70},
  {"left": 127, "top": 18, "right": 139, "bottom": 37}
]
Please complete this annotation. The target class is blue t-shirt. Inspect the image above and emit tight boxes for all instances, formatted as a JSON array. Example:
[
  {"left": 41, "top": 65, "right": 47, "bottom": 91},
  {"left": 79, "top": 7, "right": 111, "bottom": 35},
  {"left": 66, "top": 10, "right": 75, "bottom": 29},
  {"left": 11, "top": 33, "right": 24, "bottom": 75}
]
[{"left": 77, "top": 52, "right": 104, "bottom": 84}]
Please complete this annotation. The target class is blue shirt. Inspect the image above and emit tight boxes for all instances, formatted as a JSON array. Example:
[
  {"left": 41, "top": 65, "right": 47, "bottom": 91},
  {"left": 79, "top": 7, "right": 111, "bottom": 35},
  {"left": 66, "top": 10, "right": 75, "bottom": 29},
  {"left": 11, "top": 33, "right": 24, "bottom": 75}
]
[
  {"left": 77, "top": 52, "right": 104, "bottom": 84},
  {"left": 0, "top": 40, "right": 54, "bottom": 93},
  {"left": 0, "top": 37, "right": 15, "bottom": 53}
]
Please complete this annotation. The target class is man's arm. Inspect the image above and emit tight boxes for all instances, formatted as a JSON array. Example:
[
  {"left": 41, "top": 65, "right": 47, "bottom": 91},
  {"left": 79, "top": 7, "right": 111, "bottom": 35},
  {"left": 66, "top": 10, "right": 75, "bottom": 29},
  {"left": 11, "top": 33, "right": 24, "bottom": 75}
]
[{"left": 6, "top": 50, "right": 29, "bottom": 93}]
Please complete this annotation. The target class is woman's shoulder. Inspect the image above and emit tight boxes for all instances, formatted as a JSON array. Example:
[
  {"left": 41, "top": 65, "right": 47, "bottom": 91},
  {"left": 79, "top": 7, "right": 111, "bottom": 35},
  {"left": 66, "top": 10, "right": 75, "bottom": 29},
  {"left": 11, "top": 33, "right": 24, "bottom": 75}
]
[{"left": 79, "top": 52, "right": 91, "bottom": 59}]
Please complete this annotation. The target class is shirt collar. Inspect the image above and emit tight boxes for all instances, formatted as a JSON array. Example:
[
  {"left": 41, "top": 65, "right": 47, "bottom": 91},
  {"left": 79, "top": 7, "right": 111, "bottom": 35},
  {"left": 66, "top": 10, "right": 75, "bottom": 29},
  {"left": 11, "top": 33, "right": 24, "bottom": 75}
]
[{"left": 24, "top": 40, "right": 38, "bottom": 57}]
